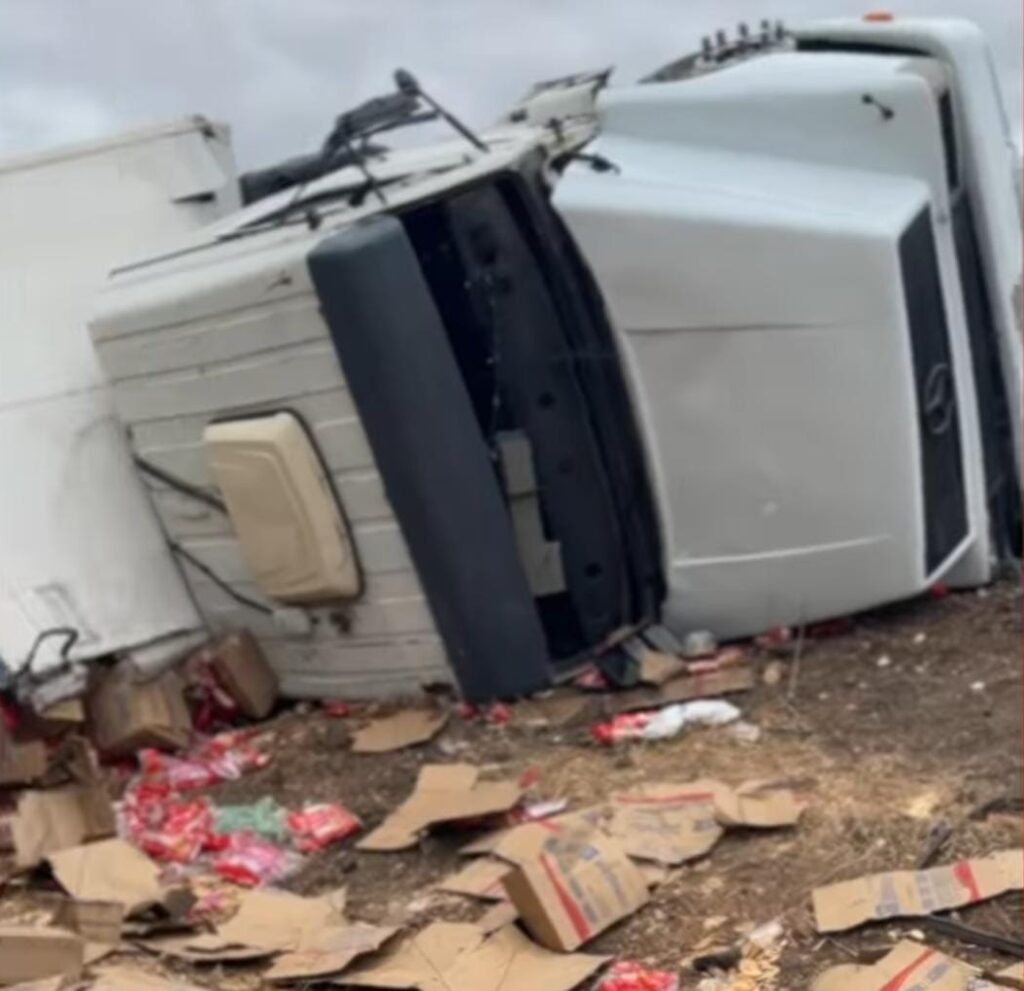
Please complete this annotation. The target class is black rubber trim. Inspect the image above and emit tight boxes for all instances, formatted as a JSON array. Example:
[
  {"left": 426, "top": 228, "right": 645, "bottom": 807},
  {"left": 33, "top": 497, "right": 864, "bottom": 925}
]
[
  {"left": 308, "top": 214, "right": 551, "bottom": 701},
  {"left": 898, "top": 207, "right": 969, "bottom": 573}
]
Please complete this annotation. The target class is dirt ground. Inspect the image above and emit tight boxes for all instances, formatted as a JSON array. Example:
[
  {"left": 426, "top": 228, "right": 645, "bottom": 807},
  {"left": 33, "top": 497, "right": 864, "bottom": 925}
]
[{"left": 2, "top": 579, "right": 1021, "bottom": 988}]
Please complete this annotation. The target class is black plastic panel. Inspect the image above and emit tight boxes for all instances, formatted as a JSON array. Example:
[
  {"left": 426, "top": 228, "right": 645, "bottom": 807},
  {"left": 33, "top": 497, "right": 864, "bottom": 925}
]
[
  {"left": 308, "top": 215, "right": 551, "bottom": 701},
  {"left": 951, "top": 194, "right": 1021, "bottom": 556},
  {"left": 401, "top": 170, "right": 664, "bottom": 663},
  {"left": 899, "top": 207, "right": 969, "bottom": 573}
]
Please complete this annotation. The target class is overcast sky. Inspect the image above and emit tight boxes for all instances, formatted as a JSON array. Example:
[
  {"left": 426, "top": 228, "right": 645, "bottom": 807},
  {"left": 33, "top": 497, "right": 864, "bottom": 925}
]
[{"left": 1, "top": 0, "right": 1020, "bottom": 169}]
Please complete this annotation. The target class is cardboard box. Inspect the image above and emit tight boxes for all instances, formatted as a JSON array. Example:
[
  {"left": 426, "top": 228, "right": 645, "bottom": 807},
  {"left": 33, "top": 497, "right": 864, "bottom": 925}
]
[
  {"left": 359, "top": 765, "right": 523, "bottom": 852},
  {"left": 0, "top": 718, "right": 49, "bottom": 787},
  {"left": 204, "top": 631, "right": 278, "bottom": 720},
  {"left": 497, "top": 822, "right": 649, "bottom": 951},
  {"left": 51, "top": 899, "right": 124, "bottom": 947},
  {"left": 12, "top": 783, "right": 116, "bottom": 867},
  {"left": 607, "top": 781, "right": 725, "bottom": 865},
  {"left": 812, "top": 849, "right": 1024, "bottom": 933},
  {"left": 0, "top": 737, "right": 48, "bottom": 787},
  {"left": 86, "top": 665, "right": 191, "bottom": 757},
  {"left": 0, "top": 926, "right": 84, "bottom": 986}
]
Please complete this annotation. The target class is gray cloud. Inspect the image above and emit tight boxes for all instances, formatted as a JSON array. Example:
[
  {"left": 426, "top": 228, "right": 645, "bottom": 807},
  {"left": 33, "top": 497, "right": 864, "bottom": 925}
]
[{"left": 0, "top": 0, "right": 1019, "bottom": 167}]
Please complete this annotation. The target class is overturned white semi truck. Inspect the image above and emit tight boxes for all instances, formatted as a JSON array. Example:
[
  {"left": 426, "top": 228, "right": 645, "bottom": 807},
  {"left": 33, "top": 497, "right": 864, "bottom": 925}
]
[{"left": 76, "top": 16, "right": 1020, "bottom": 701}]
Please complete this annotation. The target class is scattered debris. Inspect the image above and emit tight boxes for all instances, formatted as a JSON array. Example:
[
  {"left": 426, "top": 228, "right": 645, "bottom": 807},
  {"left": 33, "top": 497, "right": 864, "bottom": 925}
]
[
  {"left": 682, "top": 630, "right": 718, "bottom": 659},
  {"left": 593, "top": 700, "right": 741, "bottom": 744},
  {"left": 51, "top": 897, "right": 124, "bottom": 947},
  {"left": 212, "top": 831, "right": 303, "bottom": 887},
  {"left": 754, "top": 627, "right": 793, "bottom": 651},
  {"left": 730, "top": 720, "right": 761, "bottom": 744},
  {"left": 264, "top": 921, "right": 398, "bottom": 984},
  {"left": 917, "top": 912, "right": 1024, "bottom": 958},
  {"left": 214, "top": 796, "right": 288, "bottom": 841},
  {"left": 606, "top": 780, "right": 801, "bottom": 865},
  {"left": 812, "top": 848, "right": 1024, "bottom": 932},
  {"left": 85, "top": 666, "right": 191, "bottom": 758},
  {"left": 48, "top": 838, "right": 168, "bottom": 916},
  {"left": 762, "top": 661, "right": 785, "bottom": 687},
  {"left": 191, "top": 630, "right": 278, "bottom": 721},
  {"left": 359, "top": 764, "right": 524, "bottom": 852},
  {"left": 638, "top": 652, "right": 689, "bottom": 687},
  {"left": 611, "top": 661, "right": 754, "bottom": 715},
  {"left": 0, "top": 926, "right": 84, "bottom": 986},
  {"left": 287, "top": 802, "right": 361, "bottom": 851},
  {"left": 346, "top": 921, "right": 609, "bottom": 991},
  {"left": 437, "top": 857, "right": 511, "bottom": 900},
  {"left": 351, "top": 708, "right": 449, "bottom": 753},
  {"left": 598, "top": 961, "right": 680, "bottom": 990},
  {"left": 496, "top": 821, "right": 649, "bottom": 951},
  {"left": 813, "top": 940, "right": 999, "bottom": 991}
]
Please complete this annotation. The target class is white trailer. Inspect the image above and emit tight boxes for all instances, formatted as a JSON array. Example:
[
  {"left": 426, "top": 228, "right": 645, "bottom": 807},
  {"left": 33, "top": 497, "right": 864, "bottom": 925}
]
[{"left": 0, "top": 118, "right": 240, "bottom": 684}]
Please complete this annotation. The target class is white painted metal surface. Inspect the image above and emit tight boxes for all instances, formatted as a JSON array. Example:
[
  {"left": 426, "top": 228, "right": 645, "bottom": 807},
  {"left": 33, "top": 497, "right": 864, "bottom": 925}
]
[
  {"left": 555, "top": 44, "right": 983, "bottom": 637},
  {"left": 90, "top": 125, "right": 594, "bottom": 698},
  {"left": 0, "top": 118, "right": 239, "bottom": 675},
  {"left": 793, "top": 18, "right": 1022, "bottom": 474}
]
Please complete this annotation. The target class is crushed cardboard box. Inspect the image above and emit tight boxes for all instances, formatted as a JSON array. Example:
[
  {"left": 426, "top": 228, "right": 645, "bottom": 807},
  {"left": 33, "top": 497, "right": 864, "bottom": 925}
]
[
  {"left": 607, "top": 781, "right": 724, "bottom": 866},
  {"left": 345, "top": 921, "right": 484, "bottom": 988},
  {"left": 265, "top": 922, "right": 399, "bottom": 984},
  {"left": 47, "top": 838, "right": 168, "bottom": 918},
  {"left": 606, "top": 780, "right": 801, "bottom": 867},
  {"left": 437, "top": 858, "right": 511, "bottom": 901},
  {"left": 0, "top": 926, "right": 84, "bottom": 987},
  {"left": 359, "top": 764, "right": 523, "bottom": 852},
  {"left": 713, "top": 780, "right": 804, "bottom": 829},
  {"left": 86, "top": 665, "right": 191, "bottom": 758},
  {"left": 811, "top": 940, "right": 1011, "bottom": 991},
  {"left": 12, "top": 781, "right": 116, "bottom": 867},
  {"left": 460, "top": 807, "right": 609, "bottom": 859},
  {"left": 637, "top": 651, "right": 688, "bottom": 686},
  {"left": 0, "top": 729, "right": 48, "bottom": 787},
  {"left": 812, "top": 848, "right": 1024, "bottom": 933},
  {"left": 352, "top": 709, "right": 450, "bottom": 754},
  {"left": 200, "top": 630, "right": 279, "bottom": 720},
  {"left": 612, "top": 665, "right": 754, "bottom": 714},
  {"left": 144, "top": 887, "right": 351, "bottom": 963},
  {"left": 217, "top": 887, "right": 347, "bottom": 952},
  {"left": 343, "top": 921, "right": 608, "bottom": 991},
  {"left": 495, "top": 821, "right": 649, "bottom": 952},
  {"left": 51, "top": 898, "right": 124, "bottom": 946}
]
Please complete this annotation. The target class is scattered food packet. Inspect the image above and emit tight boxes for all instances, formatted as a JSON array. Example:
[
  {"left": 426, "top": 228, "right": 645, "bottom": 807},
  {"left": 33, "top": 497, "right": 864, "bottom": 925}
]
[
  {"left": 212, "top": 832, "right": 303, "bottom": 887},
  {"left": 592, "top": 701, "right": 740, "bottom": 744},
  {"left": 597, "top": 962, "right": 680, "bottom": 991},
  {"left": 288, "top": 803, "right": 361, "bottom": 851}
]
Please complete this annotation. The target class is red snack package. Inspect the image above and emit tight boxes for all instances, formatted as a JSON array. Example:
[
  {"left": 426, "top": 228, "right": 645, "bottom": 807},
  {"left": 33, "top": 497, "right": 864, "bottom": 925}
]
[
  {"left": 597, "top": 962, "right": 679, "bottom": 991},
  {"left": 287, "top": 803, "right": 361, "bottom": 852}
]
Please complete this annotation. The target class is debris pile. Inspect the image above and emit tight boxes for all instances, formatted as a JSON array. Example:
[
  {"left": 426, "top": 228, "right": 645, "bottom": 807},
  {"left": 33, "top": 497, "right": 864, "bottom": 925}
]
[{"left": 0, "top": 604, "right": 1020, "bottom": 990}]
